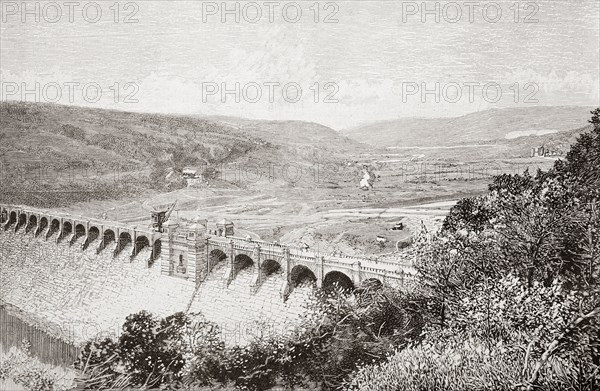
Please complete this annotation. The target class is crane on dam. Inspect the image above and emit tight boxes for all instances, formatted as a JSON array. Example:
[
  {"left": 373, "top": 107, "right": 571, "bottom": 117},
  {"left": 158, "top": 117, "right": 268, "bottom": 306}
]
[{"left": 146, "top": 200, "right": 177, "bottom": 232}]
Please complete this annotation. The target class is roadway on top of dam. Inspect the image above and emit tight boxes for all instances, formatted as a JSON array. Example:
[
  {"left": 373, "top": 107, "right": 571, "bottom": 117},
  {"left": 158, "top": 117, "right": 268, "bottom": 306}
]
[{"left": 1, "top": 203, "right": 421, "bottom": 284}]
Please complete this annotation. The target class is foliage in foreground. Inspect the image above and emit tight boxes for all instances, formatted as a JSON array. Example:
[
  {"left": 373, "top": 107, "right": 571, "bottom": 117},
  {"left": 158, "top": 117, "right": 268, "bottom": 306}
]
[
  {"left": 350, "top": 275, "right": 599, "bottom": 390},
  {"left": 355, "top": 108, "right": 600, "bottom": 391},
  {"left": 76, "top": 311, "right": 211, "bottom": 389},
  {"left": 0, "top": 342, "right": 74, "bottom": 391},
  {"left": 76, "top": 285, "right": 422, "bottom": 390},
  {"left": 349, "top": 336, "right": 594, "bottom": 391},
  {"left": 209, "top": 286, "right": 422, "bottom": 390}
]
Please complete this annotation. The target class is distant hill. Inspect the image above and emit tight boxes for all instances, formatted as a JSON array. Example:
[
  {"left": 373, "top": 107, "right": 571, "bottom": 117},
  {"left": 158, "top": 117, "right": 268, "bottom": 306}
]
[
  {"left": 342, "top": 106, "right": 596, "bottom": 148},
  {"left": 205, "top": 115, "right": 361, "bottom": 151},
  {"left": 0, "top": 102, "right": 363, "bottom": 207}
]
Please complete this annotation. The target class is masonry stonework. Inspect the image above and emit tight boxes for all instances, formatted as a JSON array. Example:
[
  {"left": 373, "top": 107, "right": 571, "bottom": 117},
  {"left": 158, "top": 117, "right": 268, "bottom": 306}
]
[{"left": 0, "top": 204, "right": 415, "bottom": 346}]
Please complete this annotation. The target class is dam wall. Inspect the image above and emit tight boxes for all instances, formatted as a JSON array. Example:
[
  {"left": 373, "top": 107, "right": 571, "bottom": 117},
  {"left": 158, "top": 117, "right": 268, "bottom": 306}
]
[
  {"left": 0, "top": 228, "right": 312, "bottom": 347},
  {"left": 0, "top": 203, "right": 413, "bottom": 351}
]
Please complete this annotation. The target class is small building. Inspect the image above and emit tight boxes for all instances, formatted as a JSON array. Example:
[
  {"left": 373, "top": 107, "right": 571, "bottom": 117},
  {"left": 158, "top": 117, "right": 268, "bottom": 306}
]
[
  {"left": 391, "top": 222, "right": 404, "bottom": 231},
  {"left": 531, "top": 145, "right": 564, "bottom": 158},
  {"left": 216, "top": 218, "right": 234, "bottom": 237},
  {"left": 162, "top": 218, "right": 180, "bottom": 233},
  {"left": 531, "top": 146, "right": 545, "bottom": 157},
  {"left": 182, "top": 168, "right": 198, "bottom": 179},
  {"left": 187, "top": 218, "right": 208, "bottom": 240}
]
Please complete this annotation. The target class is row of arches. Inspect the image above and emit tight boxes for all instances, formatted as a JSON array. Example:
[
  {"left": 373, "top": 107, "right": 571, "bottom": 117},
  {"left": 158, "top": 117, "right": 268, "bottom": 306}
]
[
  {"left": 0, "top": 210, "right": 161, "bottom": 265},
  {"left": 209, "top": 250, "right": 283, "bottom": 279},
  {"left": 207, "top": 249, "right": 383, "bottom": 292},
  {"left": 88, "top": 230, "right": 159, "bottom": 262}
]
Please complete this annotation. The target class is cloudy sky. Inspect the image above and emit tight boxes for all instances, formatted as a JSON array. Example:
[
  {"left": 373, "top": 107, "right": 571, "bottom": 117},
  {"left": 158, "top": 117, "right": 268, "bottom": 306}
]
[{"left": 1, "top": 0, "right": 599, "bottom": 129}]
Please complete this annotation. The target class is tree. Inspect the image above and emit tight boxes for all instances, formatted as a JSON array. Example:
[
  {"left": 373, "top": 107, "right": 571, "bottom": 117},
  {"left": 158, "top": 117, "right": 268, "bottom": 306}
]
[
  {"left": 77, "top": 311, "right": 198, "bottom": 389},
  {"left": 558, "top": 108, "right": 600, "bottom": 201},
  {"left": 442, "top": 196, "right": 496, "bottom": 234}
]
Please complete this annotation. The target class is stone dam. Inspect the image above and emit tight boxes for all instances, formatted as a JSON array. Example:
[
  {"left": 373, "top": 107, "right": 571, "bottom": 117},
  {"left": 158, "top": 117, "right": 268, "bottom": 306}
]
[{"left": 0, "top": 204, "right": 416, "bottom": 348}]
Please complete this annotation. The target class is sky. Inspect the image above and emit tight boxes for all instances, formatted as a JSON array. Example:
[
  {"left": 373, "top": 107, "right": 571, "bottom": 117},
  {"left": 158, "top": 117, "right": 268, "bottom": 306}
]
[{"left": 1, "top": 0, "right": 599, "bottom": 129}]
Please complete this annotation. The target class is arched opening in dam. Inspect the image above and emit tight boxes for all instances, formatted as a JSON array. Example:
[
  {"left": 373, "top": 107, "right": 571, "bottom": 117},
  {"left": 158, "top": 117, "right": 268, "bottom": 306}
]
[
  {"left": 261, "top": 259, "right": 282, "bottom": 277},
  {"left": 290, "top": 265, "right": 317, "bottom": 287},
  {"left": 36, "top": 217, "right": 48, "bottom": 237},
  {"left": 47, "top": 219, "right": 60, "bottom": 238},
  {"left": 323, "top": 271, "right": 355, "bottom": 293},
  {"left": 62, "top": 221, "right": 72, "bottom": 234},
  {"left": 103, "top": 229, "right": 115, "bottom": 245},
  {"left": 7, "top": 211, "right": 17, "bottom": 229},
  {"left": 58, "top": 222, "right": 72, "bottom": 243},
  {"left": 97, "top": 229, "right": 115, "bottom": 254},
  {"left": 87, "top": 227, "right": 100, "bottom": 241},
  {"left": 114, "top": 232, "right": 132, "bottom": 257},
  {"left": 209, "top": 249, "right": 227, "bottom": 270},
  {"left": 26, "top": 215, "right": 37, "bottom": 234},
  {"left": 16, "top": 213, "right": 27, "bottom": 232},
  {"left": 71, "top": 224, "right": 86, "bottom": 245},
  {"left": 133, "top": 235, "right": 149, "bottom": 257},
  {"left": 0, "top": 208, "right": 7, "bottom": 225},
  {"left": 75, "top": 224, "right": 86, "bottom": 236},
  {"left": 82, "top": 226, "right": 100, "bottom": 251},
  {"left": 234, "top": 254, "right": 254, "bottom": 275}
]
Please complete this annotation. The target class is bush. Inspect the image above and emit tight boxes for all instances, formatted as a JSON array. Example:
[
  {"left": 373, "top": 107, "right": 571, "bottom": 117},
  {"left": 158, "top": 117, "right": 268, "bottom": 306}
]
[
  {"left": 370, "top": 108, "right": 600, "bottom": 391},
  {"left": 350, "top": 336, "right": 570, "bottom": 391},
  {"left": 350, "top": 331, "right": 599, "bottom": 391},
  {"left": 77, "top": 311, "right": 217, "bottom": 390},
  {"left": 189, "top": 286, "right": 423, "bottom": 391},
  {"left": 181, "top": 315, "right": 227, "bottom": 387},
  {"left": 118, "top": 311, "right": 186, "bottom": 386}
]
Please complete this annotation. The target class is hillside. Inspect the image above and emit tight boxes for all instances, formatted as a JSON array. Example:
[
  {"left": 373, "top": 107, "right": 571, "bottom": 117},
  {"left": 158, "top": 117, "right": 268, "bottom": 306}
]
[
  {"left": 342, "top": 106, "right": 595, "bottom": 148},
  {"left": 0, "top": 102, "right": 364, "bottom": 208},
  {"left": 205, "top": 116, "right": 361, "bottom": 156}
]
